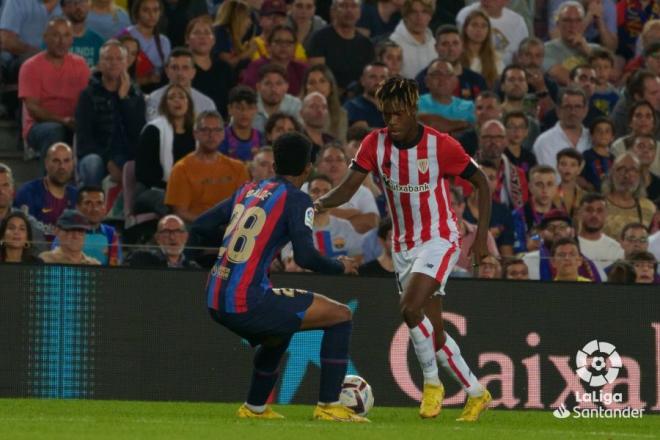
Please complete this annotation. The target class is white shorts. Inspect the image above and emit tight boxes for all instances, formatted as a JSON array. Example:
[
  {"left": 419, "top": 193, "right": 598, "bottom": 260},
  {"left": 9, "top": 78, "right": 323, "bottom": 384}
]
[{"left": 393, "top": 238, "right": 460, "bottom": 296}]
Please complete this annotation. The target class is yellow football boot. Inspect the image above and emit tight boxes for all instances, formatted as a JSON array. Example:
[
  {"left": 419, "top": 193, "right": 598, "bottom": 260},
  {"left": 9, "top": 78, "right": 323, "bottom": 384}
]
[
  {"left": 313, "top": 404, "right": 370, "bottom": 422},
  {"left": 419, "top": 382, "right": 445, "bottom": 418},
  {"left": 237, "top": 404, "right": 285, "bottom": 419},
  {"left": 456, "top": 389, "right": 492, "bottom": 422}
]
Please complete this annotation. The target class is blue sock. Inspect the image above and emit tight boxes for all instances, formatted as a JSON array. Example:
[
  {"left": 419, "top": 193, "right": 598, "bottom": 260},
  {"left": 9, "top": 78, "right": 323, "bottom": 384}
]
[
  {"left": 319, "top": 320, "right": 352, "bottom": 404},
  {"left": 246, "top": 336, "right": 291, "bottom": 407}
]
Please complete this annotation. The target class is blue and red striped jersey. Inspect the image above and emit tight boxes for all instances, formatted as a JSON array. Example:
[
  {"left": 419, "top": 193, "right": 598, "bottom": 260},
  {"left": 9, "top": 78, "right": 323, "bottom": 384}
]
[{"left": 197, "top": 177, "right": 344, "bottom": 313}]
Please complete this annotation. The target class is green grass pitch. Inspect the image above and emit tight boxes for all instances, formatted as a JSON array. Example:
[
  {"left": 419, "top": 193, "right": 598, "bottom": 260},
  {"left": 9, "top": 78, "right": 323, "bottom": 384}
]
[{"left": 0, "top": 399, "right": 657, "bottom": 439}]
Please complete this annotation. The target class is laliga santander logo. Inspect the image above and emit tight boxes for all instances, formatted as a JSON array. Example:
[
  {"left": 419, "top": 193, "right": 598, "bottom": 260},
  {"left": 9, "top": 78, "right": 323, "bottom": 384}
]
[{"left": 575, "top": 340, "right": 622, "bottom": 387}]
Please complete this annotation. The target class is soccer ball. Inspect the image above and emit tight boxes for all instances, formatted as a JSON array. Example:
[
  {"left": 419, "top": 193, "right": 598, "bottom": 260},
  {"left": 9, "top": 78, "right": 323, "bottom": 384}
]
[{"left": 339, "top": 375, "right": 374, "bottom": 416}]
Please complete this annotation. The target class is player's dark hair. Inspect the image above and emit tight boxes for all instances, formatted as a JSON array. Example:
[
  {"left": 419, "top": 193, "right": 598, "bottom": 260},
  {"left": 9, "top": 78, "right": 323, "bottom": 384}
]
[
  {"left": 273, "top": 132, "right": 312, "bottom": 176},
  {"left": 77, "top": 185, "right": 105, "bottom": 205},
  {"left": 556, "top": 148, "right": 584, "bottom": 165},
  {"left": 375, "top": 76, "right": 419, "bottom": 113}
]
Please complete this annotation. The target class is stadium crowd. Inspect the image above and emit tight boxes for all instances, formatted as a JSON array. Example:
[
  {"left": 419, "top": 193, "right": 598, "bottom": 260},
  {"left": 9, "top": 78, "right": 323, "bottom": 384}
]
[{"left": 0, "top": 0, "right": 659, "bottom": 284}]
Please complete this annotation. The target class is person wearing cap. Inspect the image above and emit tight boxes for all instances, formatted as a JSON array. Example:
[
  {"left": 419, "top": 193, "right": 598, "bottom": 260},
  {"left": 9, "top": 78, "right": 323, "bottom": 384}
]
[
  {"left": 252, "top": 0, "right": 307, "bottom": 62},
  {"left": 39, "top": 209, "right": 101, "bottom": 265},
  {"left": 522, "top": 208, "right": 602, "bottom": 282}
]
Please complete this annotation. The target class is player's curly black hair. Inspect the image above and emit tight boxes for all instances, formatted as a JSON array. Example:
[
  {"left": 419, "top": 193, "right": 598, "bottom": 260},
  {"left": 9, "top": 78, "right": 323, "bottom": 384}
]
[
  {"left": 273, "top": 132, "right": 312, "bottom": 176},
  {"left": 374, "top": 76, "right": 419, "bottom": 113}
]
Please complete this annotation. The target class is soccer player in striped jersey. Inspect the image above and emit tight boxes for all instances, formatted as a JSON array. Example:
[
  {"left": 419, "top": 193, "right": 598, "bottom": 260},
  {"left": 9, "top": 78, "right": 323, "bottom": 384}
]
[
  {"left": 316, "top": 77, "right": 493, "bottom": 421},
  {"left": 193, "top": 132, "right": 367, "bottom": 422}
]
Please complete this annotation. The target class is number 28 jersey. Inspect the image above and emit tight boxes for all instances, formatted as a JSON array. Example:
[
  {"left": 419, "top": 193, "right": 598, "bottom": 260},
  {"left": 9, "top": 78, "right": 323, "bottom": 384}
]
[
  {"left": 352, "top": 125, "right": 476, "bottom": 253},
  {"left": 204, "top": 177, "right": 343, "bottom": 314}
]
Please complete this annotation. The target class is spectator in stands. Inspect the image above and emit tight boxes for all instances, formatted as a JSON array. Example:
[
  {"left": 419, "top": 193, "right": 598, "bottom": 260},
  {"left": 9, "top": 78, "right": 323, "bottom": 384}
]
[
  {"left": 503, "top": 111, "right": 537, "bottom": 175},
  {"left": 617, "top": 4, "right": 660, "bottom": 61},
  {"left": 611, "top": 70, "right": 660, "bottom": 139},
  {"left": 301, "top": 64, "right": 347, "bottom": 141},
  {"left": 314, "top": 145, "right": 379, "bottom": 233},
  {"left": 283, "top": 174, "right": 363, "bottom": 271},
  {"left": 300, "top": 92, "right": 335, "bottom": 152},
  {"left": 541, "top": 65, "right": 605, "bottom": 132},
  {"left": 548, "top": 0, "right": 618, "bottom": 53},
  {"left": 120, "top": 0, "right": 171, "bottom": 92},
  {"left": 501, "top": 257, "right": 529, "bottom": 280},
  {"left": 356, "top": 0, "right": 401, "bottom": 39},
  {"left": 146, "top": 47, "right": 216, "bottom": 121},
  {"left": 649, "top": 225, "right": 660, "bottom": 261},
  {"left": 602, "top": 152, "right": 657, "bottom": 238},
  {"left": 39, "top": 209, "right": 101, "bottom": 265},
  {"left": 417, "top": 59, "right": 474, "bottom": 135},
  {"left": 588, "top": 48, "right": 619, "bottom": 116},
  {"left": 343, "top": 62, "right": 388, "bottom": 129},
  {"left": 477, "top": 255, "right": 502, "bottom": 279},
  {"left": 248, "top": 147, "right": 275, "bottom": 182},
  {"left": 476, "top": 120, "right": 529, "bottom": 212},
  {"left": 126, "top": 214, "right": 199, "bottom": 268},
  {"left": 388, "top": 0, "right": 435, "bottom": 79},
  {"left": 135, "top": 84, "right": 195, "bottom": 215},
  {"left": 252, "top": 0, "right": 306, "bottom": 63},
  {"left": 307, "top": 0, "right": 375, "bottom": 91},
  {"left": 375, "top": 39, "right": 403, "bottom": 77},
  {"left": 543, "top": 1, "right": 602, "bottom": 86},
  {"left": 61, "top": 0, "right": 104, "bottom": 68},
  {"left": 458, "top": 9, "right": 503, "bottom": 88},
  {"left": 264, "top": 112, "right": 302, "bottom": 145},
  {"left": 533, "top": 87, "right": 591, "bottom": 169},
  {"left": 0, "top": 0, "right": 61, "bottom": 81},
  {"left": 14, "top": 143, "right": 77, "bottom": 239},
  {"left": 581, "top": 117, "right": 614, "bottom": 192},
  {"left": 159, "top": 0, "right": 208, "bottom": 48},
  {"left": 118, "top": 34, "right": 140, "bottom": 80},
  {"left": 499, "top": 65, "right": 541, "bottom": 148},
  {"left": 554, "top": 148, "right": 586, "bottom": 219},
  {"left": 415, "top": 24, "right": 487, "bottom": 99},
  {"left": 88, "top": 0, "right": 131, "bottom": 40},
  {"left": 606, "top": 260, "right": 637, "bottom": 283},
  {"left": 219, "top": 86, "right": 263, "bottom": 162},
  {"left": 621, "top": 23, "right": 660, "bottom": 85},
  {"left": 0, "top": 211, "right": 41, "bottom": 263},
  {"left": 64, "top": 186, "right": 122, "bottom": 265},
  {"left": 211, "top": 0, "right": 256, "bottom": 69},
  {"left": 19, "top": 17, "right": 90, "bottom": 160},
  {"left": 0, "top": 163, "right": 47, "bottom": 251},
  {"left": 252, "top": 63, "right": 302, "bottom": 132},
  {"left": 165, "top": 111, "right": 248, "bottom": 223},
  {"left": 611, "top": 100, "right": 660, "bottom": 177},
  {"left": 551, "top": 237, "right": 591, "bottom": 282},
  {"left": 457, "top": 91, "right": 502, "bottom": 156},
  {"left": 456, "top": 0, "right": 528, "bottom": 66},
  {"left": 577, "top": 192, "right": 624, "bottom": 277},
  {"left": 241, "top": 25, "right": 308, "bottom": 96},
  {"left": 629, "top": 251, "right": 659, "bottom": 284},
  {"left": 523, "top": 209, "right": 602, "bottom": 281},
  {"left": 523, "top": 165, "right": 560, "bottom": 232},
  {"left": 450, "top": 185, "right": 499, "bottom": 272},
  {"left": 358, "top": 217, "right": 394, "bottom": 276},
  {"left": 464, "top": 161, "right": 515, "bottom": 256},
  {"left": 287, "top": 0, "right": 327, "bottom": 53},
  {"left": 515, "top": 37, "right": 558, "bottom": 118},
  {"left": 186, "top": 15, "right": 234, "bottom": 120},
  {"left": 619, "top": 222, "right": 651, "bottom": 262},
  {"left": 629, "top": 134, "right": 660, "bottom": 201},
  {"left": 75, "top": 40, "right": 146, "bottom": 187}
]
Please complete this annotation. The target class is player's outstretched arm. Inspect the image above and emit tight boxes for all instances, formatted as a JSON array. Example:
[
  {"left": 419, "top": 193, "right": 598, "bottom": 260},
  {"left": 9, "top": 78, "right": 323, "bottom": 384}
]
[
  {"left": 466, "top": 167, "right": 492, "bottom": 264},
  {"left": 315, "top": 168, "right": 368, "bottom": 213},
  {"left": 188, "top": 196, "right": 235, "bottom": 250}
]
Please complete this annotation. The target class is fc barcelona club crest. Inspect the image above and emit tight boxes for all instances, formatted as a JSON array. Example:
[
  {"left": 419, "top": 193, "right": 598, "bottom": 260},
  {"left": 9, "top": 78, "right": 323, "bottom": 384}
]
[{"left": 417, "top": 158, "right": 429, "bottom": 174}]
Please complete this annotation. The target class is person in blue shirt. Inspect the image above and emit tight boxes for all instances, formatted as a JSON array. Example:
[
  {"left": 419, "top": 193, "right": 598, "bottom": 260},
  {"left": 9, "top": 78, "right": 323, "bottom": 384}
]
[
  {"left": 191, "top": 132, "right": 367, "bottom": 422},
  {"left": 62, "top": 0, "right": 105, "bottom": 68}
]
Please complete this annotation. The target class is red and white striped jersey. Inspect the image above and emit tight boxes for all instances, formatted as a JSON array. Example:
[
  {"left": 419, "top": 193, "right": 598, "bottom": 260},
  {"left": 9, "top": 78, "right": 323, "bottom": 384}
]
[{"left": 353, "top": 125, "right": 474, "bottom": 253}]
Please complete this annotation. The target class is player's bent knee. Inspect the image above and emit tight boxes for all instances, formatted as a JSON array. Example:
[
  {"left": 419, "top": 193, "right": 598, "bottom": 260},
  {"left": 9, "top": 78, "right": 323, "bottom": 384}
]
[{"left": 332, "top": 303, "right": 352, "bottom": 323}]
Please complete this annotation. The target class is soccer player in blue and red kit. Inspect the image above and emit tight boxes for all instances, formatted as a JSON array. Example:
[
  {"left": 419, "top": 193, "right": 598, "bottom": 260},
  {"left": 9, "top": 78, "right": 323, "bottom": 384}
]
[{"left": 192, "top": 132, "right": 368, "bottom": 422}]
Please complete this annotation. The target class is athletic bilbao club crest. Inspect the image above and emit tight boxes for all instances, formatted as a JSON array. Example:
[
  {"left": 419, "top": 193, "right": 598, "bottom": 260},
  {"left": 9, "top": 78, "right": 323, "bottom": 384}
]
[{"left": 417, "top": 159, "right": 429, "bottom": 174}]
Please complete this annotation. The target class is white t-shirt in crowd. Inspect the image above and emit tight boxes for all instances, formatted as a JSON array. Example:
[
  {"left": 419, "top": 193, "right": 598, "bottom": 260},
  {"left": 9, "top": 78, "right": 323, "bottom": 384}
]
[
  {"left": 649, "top": 231, "right": 660, "bottom": 261},
  {"left": 578, "top": 234, "right": 624, "bottom": 278}
]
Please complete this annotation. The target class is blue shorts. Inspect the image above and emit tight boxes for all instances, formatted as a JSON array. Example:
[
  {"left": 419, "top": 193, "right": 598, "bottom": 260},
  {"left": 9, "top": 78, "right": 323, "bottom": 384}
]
[{"left": 209, "top": 288, "right": 314, "bottom": 346}]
